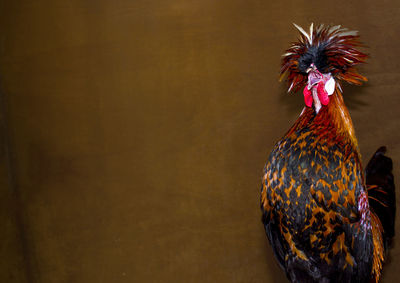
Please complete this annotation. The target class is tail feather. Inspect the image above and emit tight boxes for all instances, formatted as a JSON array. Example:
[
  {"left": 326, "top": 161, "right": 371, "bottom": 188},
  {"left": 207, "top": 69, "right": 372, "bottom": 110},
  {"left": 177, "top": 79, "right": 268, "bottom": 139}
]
[{"left": 365, "top": 146, "right": 396, "bottom": 248}]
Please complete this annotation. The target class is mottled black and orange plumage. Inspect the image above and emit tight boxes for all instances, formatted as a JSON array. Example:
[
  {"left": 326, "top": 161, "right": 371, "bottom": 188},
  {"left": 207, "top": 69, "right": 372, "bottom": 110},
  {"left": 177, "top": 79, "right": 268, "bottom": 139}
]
[{"left": 261, "top": 24, "right": 395, "bottom": 283}]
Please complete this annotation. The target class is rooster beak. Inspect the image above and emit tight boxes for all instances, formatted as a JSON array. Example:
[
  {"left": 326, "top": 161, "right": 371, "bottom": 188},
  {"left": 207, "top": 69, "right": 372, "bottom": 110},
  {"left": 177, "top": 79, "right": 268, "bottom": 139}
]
[
  {"left": 306, "top": 64, "right": 321, "bottom": 90},
  {"left": 306, "top": 63, "right": 316, "bottom": 73}
]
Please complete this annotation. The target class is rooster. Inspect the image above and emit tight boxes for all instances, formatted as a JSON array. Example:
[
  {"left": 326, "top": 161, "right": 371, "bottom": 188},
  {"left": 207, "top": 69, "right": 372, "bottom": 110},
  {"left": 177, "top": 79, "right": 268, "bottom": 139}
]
[{"left": 261, "top": 24, "right": 395, "bottom": 283}]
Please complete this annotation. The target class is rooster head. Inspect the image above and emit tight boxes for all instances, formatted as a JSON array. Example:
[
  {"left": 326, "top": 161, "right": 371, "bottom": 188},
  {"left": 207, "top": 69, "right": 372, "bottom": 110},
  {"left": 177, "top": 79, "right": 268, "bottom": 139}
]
[{"left": 280, "top": 24, "right": 367, "bottom": 112}]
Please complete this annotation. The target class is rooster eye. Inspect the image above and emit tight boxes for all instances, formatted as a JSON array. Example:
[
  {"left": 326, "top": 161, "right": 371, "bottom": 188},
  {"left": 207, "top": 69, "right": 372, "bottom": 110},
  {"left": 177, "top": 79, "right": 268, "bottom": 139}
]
[{"left": 298, "top": 56, "right": 313, "bottom": 74}]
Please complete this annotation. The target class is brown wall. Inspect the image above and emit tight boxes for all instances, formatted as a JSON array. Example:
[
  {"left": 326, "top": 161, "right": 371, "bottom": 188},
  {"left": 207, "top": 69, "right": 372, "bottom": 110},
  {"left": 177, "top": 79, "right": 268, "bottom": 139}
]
[{"left": 0, "top": 1, "right": 400, "bottom": 282}]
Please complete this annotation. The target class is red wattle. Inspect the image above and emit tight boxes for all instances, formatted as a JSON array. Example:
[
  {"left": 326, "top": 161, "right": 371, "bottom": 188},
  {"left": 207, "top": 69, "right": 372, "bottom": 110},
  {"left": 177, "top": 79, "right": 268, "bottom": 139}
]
[
  {"left": 317, "top": 81, "right": 329, "bottom": 105},
  {"left": 303, "top": 86, "right": 313, "bottom": 107}
]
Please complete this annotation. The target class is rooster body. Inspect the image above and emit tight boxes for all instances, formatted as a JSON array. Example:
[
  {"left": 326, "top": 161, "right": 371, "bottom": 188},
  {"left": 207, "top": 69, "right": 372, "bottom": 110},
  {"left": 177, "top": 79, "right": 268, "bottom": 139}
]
[{"left": 261, "top": 24, "right": 395, "bottom": 283}]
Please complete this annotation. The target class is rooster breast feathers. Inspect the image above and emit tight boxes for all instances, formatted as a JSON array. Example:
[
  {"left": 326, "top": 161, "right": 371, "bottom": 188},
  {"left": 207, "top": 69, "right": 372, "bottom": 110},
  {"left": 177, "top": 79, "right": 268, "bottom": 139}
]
[{"left": 261, "top": 106, "right": 373, "bottom": 283}]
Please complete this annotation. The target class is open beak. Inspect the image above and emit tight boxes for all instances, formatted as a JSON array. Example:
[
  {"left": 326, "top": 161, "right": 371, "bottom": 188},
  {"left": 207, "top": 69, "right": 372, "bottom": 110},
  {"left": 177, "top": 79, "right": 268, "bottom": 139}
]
[{"left": 307, "top": 66, "right": 323, "bottom": 90}]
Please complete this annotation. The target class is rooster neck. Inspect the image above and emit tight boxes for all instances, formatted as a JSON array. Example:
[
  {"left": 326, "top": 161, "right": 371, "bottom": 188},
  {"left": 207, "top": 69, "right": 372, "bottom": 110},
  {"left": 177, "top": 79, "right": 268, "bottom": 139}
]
[
  {"left": 285, "top": 89, "right": 361, "bottom": 158},
  {"left": 316, "top": 89, "right": 359, "bottom": 149}
]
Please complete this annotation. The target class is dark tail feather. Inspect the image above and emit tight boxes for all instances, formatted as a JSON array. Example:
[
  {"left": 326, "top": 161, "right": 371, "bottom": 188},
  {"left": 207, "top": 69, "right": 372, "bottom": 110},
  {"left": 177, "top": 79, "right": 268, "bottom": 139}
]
[{"left": 366, "top": 146, "right": 396, "bottom": 248}]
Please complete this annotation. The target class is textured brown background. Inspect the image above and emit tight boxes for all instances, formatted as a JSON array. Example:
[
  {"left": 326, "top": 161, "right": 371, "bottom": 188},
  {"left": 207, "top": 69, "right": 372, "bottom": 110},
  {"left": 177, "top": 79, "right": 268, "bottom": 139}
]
[{"left": 0, "top": 0, "right": 400, "bottom": 282}]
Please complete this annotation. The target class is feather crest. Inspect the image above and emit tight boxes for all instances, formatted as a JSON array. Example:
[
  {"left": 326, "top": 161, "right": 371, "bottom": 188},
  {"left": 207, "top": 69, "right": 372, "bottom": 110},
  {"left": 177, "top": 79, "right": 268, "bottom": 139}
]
[{"left": 281, "top": 24, "right": 368, "bottom": 93}]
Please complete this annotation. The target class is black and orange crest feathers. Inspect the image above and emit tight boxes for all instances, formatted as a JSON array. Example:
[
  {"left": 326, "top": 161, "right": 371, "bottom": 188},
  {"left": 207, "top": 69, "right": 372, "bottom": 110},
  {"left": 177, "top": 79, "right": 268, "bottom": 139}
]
[{"left": 280, "top": 24, "right": 368, "bottom": 92}]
